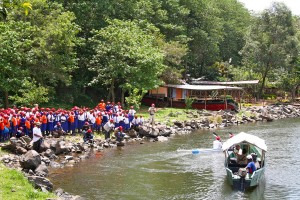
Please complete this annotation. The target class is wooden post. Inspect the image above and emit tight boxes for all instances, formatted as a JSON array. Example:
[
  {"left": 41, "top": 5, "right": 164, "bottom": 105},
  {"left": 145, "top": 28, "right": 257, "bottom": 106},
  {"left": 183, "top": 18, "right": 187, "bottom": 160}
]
[{"left": 205, "top": 91, "right": 207, "bottom": 110}]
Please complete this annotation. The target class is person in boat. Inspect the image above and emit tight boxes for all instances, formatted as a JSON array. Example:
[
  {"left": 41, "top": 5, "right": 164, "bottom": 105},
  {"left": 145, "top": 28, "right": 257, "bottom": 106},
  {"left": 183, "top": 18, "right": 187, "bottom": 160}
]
[
  {"left": 213, "top": 136, "right": 222, "bottom": 149},
  {"left": 83, "top": 129, "right": 94, "bottom": 143},
  {"left": 234, "top": 144, "right": 242, "bottom": 156},
  {"left": 251, "top": 153, "right": 260, "bottom": 169},
  {"left": 246, "top": 154, "right": 257, "bottom": 174},
  {"left": 237, "top": 148, "right": 248, "bottom": 165}
]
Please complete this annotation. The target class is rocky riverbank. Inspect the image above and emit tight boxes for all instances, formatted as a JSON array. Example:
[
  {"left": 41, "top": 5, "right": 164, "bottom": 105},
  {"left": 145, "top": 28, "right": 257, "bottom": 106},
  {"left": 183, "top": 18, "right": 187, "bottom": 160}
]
[{"left": 1, "top": 104, "right": 299, "bottom": 199}]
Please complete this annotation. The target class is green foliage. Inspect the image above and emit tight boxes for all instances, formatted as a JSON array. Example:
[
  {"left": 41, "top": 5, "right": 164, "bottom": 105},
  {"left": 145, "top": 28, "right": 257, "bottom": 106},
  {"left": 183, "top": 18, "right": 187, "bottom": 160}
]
[
  {"left": 261, "top": 94, "right": 276, "bottom": 100},
  {"left": 89, "top": 19, "right": 166, "bottom": 101},
  {"left": 125, "top": 88, "right": 147, "bottom": 110},
  {"left": 240, "top": 2, "right": 299, "bottom": 98},
  {"left": 184, "top": 97, "right": 194, "bottom": 109},
  {"left": 9, "top": 79, "right": 49, "bottom": 106}
]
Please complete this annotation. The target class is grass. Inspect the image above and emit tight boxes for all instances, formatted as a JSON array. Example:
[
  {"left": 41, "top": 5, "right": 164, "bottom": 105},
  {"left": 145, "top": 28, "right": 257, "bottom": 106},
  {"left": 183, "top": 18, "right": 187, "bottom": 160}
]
[
  {"left": 136, "top": 106, "right": 202, "bottom": 126},
  {"left": 65, "top": 132, "right": 105, "bottom": 143},
  {"left": 0, "top": 148, "right": 56, "bottom": 200}
]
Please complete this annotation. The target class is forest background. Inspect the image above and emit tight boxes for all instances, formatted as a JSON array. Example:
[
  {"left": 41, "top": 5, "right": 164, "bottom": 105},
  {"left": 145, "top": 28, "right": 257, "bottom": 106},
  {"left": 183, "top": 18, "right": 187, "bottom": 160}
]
[{"left": 1, "top": 0, "right": 300, "bottom": 109}]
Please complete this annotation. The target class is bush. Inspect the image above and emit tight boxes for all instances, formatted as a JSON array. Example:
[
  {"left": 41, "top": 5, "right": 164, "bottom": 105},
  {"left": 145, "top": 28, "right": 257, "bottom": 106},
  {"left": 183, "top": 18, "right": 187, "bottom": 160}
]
[{"left": 185, "top": 97, "right": 194, "bottom": 109}]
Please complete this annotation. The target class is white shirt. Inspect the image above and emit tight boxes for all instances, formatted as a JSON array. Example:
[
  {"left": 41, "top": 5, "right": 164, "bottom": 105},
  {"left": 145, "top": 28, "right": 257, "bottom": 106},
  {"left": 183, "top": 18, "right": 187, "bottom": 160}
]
[
  {"left": 124, "top": 118, "right": 129, "bottom": 124},
  {"left": 32, "top": 127, "right": 42, "bottom": 142},
  {"left": 213, "top": 140, "right": 222, "bottom": 150},
  {"left": 90, "top": 116, "right": 96, "bottom": 124},
  {"left": 234, "top": 148, "right": 243, "bottom": 155},
  {"left": 103, "top": 122, "right": 114, "bottom": 132},
  {"left": 128, "top": 109, "right": 136, "bottom": 116},
  {"left": 132, "top": 118, "right": 138, "bottom": 125},
  {"left": 78, "top": 113, "right": 85, "bottom": 121},
  {"left": 138, "top": 117, "right": 144, "bottom": 124}
]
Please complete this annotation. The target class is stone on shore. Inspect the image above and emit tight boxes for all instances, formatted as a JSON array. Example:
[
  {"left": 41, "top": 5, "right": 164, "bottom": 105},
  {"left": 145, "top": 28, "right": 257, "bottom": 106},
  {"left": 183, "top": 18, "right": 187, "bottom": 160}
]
[{"left": 19, "top": 150, "right": 41, "bottom": 170}]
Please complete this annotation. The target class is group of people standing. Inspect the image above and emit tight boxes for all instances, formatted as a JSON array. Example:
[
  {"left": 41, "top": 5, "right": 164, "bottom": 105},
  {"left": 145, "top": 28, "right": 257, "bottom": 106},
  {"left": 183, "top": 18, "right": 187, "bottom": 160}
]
[{"left": 0, "top": 100, "right": 146, "bottom": 142}]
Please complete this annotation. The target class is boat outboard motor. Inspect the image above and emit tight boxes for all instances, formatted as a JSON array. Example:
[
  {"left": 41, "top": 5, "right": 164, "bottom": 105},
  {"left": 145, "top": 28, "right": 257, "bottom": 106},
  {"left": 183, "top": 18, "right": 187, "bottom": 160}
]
[{"left": 238, "top": 168, "right": 247, "bottom": 191}]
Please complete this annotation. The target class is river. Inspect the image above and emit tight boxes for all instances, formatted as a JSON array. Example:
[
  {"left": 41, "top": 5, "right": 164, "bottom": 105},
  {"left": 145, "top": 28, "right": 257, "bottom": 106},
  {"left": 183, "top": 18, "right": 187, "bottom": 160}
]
[{"left": 49, "top": 118, "right": 300, "bottom": 200}]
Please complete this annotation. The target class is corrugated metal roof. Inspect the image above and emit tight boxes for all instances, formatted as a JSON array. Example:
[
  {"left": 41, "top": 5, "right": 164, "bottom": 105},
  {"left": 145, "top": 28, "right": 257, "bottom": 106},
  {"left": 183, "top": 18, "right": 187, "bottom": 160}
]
[
  {"left": 165, "top": 84, "right": 243, "bottom": 90},
  {"left": 190, "top": 80, "right": 259, "bottom": 85}
]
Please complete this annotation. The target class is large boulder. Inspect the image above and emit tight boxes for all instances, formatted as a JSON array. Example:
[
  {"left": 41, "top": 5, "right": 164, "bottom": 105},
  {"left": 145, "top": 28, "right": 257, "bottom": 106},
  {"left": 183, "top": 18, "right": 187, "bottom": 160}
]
[
  {"left": 19, "top": 150, "right": 41, "bottom": 170},
  {"left": 20, "top": 135, "right": 32, "bottom": 145},
  {"left": 50, "top": 140, "right": 70, "bottom": 155},
  {"left": 40, "top": 140, "right": 50, "bottom": 152},
  {"left": 126, "top": 129, "right": 137, "bottom": 138},
  {"left": 15, "top": 146, "right": 28, "bottom": 154},
  {"left": 27, "top": 176, "right": 53, "bottom": 192},
  {"left": 173, "top": 121, "right": 183, "bottom": 128},
  {"left": 34, "top": 163, "right": 49, "bottom": 177}
]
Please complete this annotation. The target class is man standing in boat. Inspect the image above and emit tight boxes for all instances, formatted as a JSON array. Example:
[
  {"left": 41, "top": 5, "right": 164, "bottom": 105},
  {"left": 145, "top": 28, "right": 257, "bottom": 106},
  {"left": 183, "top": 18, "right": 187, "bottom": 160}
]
[{"left": 148, "top": 104, "right": 156, "bottom": 127}]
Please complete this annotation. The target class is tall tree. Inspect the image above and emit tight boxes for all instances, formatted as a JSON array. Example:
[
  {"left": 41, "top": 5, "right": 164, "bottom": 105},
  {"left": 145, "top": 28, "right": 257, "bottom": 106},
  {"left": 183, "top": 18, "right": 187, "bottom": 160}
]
[
  {"left": 88, "top": 19, "right": 165, "bottom": 106},
  {"left": 240, "top": 2, "right": 299, "bottom": 98}
]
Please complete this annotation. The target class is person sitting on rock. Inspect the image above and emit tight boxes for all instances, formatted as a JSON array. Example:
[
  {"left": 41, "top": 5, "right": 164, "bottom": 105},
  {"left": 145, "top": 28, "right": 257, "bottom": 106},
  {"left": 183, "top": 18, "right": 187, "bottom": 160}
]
[
  {"left": 16, "top": 127, "right": 25, "bottom": 138},
  {"left": 83, "top": 129, "right": 94, "bottom": 143},
  {"left": 53, "top": 122, "right": 65, "bottom": 137},
  {"left": 82, "top": 122, "right": 90, "bottom": 133},
  {"left": 114, "top": 126, "right": 126, "bottom": 143}
]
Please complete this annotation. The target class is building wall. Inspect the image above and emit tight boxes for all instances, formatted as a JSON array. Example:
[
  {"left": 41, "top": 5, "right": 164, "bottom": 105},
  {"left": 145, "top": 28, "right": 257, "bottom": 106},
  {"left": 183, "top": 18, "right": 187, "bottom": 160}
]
[{"left": 149, "top": 87, "right": 167, "bottom": 97}]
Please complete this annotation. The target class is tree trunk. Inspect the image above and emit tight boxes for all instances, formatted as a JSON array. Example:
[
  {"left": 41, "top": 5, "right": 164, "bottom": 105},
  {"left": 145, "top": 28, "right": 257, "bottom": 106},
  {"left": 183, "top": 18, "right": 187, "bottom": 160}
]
[
  {"left": 291, "top": 84, "right": 299, "bottom": 101},
  {"left": 121, "top": 88, "right": 125, "bottom": 108},
  {"left": 110, "top": 78, "right": 115, "bottom": 103},
  {"left": 258, "top": 63, "right": 271, "bottom": 100}
]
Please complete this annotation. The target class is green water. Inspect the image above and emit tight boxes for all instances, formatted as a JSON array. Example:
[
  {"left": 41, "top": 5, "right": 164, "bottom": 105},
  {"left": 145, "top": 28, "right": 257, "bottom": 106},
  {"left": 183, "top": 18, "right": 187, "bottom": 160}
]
[{"left": 49, "top": 118, "right": 300, "bottom": 200}]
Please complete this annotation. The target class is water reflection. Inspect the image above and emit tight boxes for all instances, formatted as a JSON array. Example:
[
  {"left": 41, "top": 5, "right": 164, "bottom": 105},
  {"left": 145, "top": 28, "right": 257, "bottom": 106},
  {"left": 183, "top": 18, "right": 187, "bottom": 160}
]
[{"left": 49, "top": 118, "right": 300, "bottom": 200}]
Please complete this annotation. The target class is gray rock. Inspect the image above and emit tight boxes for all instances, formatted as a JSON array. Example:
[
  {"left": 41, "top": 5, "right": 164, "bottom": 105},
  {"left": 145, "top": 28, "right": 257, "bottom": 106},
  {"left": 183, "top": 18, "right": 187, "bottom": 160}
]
[
  {"left": 41, "top": 157, "right": 51, "bottom": 165},
  {"left": 34, "top": 163, "right": 49, "bottom": 177},
  {"left": 49, "top": 161, "right": 61, "bottom": 168},
  {"left": 20, "top": 135, "right": 32, "bottom": 144},
  {"left": 43, "top": 149, "right": 55, "bottom": 158},
  {"left": 16, "top": 146, "right": 28, "bottom": 154},
  {"left": 65, "top": 155, "right": 73, "bottom": 161},
  {"left": 27, "top": 176, "right": 53, "bottom": 191},
  {"left": 157, "top": 136, "right": 168, "bottom": 142},
  {"left": 19, "top": 150, "right": 41, "bottom": 170}
]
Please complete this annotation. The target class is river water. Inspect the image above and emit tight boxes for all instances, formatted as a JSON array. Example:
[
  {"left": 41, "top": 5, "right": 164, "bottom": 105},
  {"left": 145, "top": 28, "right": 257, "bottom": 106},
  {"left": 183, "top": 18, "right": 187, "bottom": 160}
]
[{"left": 49, "top": 118, "right": 300, "bottom": 200}]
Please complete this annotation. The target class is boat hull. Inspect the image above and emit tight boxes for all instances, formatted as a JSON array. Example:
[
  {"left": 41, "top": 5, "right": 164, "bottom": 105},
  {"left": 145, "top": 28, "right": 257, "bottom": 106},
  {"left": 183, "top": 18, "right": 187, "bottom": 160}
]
[{"left": 226, "top": 167, "right": 265, "bottom": 190}]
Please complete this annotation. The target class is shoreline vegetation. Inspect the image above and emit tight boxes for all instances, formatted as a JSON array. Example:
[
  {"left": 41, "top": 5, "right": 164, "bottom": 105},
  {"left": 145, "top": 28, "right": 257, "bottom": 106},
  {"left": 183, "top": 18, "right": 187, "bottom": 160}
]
[{"left": 1, "top": 103, "right": 300, "bottom": 199}]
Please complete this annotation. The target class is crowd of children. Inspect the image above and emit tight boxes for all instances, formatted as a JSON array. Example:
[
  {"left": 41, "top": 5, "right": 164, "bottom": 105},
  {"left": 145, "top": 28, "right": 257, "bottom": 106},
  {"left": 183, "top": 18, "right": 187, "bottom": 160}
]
[{"left": 0, "top": 100, "right": 145, "bottom": 142}]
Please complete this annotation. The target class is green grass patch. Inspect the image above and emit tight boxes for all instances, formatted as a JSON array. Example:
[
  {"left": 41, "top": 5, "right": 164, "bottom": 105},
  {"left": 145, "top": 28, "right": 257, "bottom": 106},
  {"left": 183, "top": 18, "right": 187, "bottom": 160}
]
[
  {"left": 136, "top": 107, "right": 200, "bottom": 125},
  {"left": 0, "top": 163, "right": 56, "bottom": 200}
]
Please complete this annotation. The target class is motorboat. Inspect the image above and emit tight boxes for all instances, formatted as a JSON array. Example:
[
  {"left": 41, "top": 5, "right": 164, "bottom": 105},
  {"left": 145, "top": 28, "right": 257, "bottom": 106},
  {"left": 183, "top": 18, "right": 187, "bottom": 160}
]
[{"left": 222, "top": 132, "right": 267, "bottom": 191}]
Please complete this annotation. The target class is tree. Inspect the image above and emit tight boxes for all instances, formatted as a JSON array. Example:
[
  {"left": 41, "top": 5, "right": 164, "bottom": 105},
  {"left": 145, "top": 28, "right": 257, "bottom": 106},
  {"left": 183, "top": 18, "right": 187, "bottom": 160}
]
[
  {"left": 0, "top": 0, "right": 79, "bottom": 107},
  {"left": 0, "top": 21, "right": 33, "bottom": 107},
  {"left": 9, "top": 78, "right": 49, "bottom": 106},
  {"left": 88, "top": 19, "right": 165, "bottom": 105},
  {"left": 240, "top": 2, "right": 299, "bottom": 98}
]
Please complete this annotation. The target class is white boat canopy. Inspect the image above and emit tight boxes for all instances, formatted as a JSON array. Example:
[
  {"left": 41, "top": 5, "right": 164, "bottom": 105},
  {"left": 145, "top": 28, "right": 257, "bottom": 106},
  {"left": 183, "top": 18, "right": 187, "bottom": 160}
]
[{"left": 222, "top": 132, "right": 267, "bottom": 152}]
